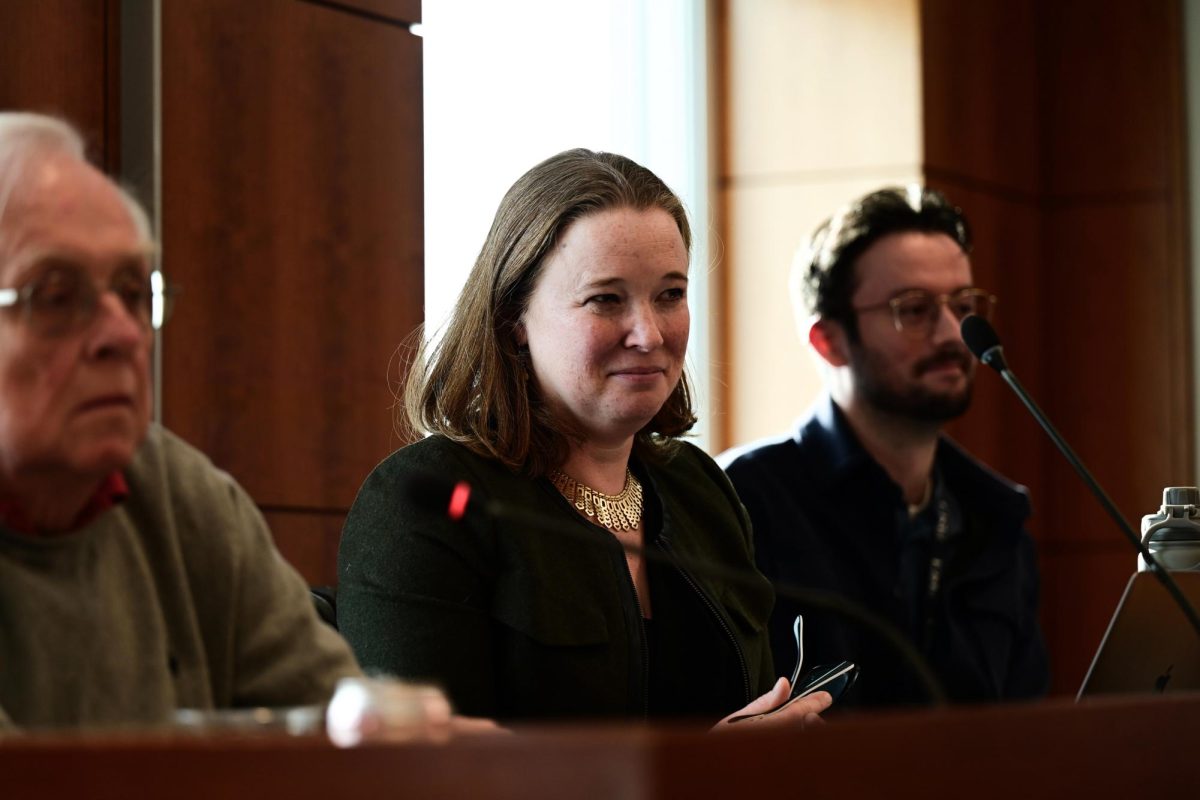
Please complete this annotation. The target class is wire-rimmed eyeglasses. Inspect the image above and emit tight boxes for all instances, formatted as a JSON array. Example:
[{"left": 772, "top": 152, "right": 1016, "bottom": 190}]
[
  {"left": 853, "top": 287, "right": 996, "bottom": 338},
  {"left": 0, "top": 262, "right": 177, "bottom": 338}
]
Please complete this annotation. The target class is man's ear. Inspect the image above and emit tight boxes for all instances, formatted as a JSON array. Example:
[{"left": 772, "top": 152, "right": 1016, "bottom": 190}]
[{"left": 809, "top": 318, "right": 851, "bottom": 367}]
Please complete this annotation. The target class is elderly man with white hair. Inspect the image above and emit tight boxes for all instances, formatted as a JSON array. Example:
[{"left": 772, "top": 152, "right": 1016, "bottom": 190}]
[{"left": 0, "top": 113, "right": 362, "bottom": 729}]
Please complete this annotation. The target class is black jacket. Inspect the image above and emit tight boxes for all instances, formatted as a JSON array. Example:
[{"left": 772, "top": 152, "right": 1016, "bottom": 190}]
[
  {"left": 719, "top": 396, "right": 1049, "bottom": 708},
  {"left": 338, "top": 435, "right": 776, "bottom": 722}
]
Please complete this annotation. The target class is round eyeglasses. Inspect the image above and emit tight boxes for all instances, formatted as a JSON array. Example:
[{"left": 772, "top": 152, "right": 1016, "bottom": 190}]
[
  {"left": 0, "top": 262, "right": 177, "bottom": 338},
  {"left": 853, "top": 287, "right": 996, "bottom": 338}
]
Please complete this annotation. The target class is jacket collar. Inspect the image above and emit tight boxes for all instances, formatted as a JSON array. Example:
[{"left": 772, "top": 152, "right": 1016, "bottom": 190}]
[{"left": 795, "top": 393, "right": 1031, "bottom": 524}]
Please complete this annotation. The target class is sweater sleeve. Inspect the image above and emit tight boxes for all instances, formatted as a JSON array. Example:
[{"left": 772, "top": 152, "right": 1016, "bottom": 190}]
[
  {"left": 337, "top": 444, "right": 499, "bottom": 716},
  {"left": 141, "top": 426, "right": 362, "bottom": 711},
  {"left": 222, "top": 481, "right": 363, "bottom": 707}
]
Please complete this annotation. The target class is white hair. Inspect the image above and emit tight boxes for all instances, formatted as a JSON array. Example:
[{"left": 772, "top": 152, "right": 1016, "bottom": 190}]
[
  {"left": 0, "top": 112, "right": 153, "bottom": 248},
  {"left": 0, "top": 112, "right": 85, "bottom": 159}
]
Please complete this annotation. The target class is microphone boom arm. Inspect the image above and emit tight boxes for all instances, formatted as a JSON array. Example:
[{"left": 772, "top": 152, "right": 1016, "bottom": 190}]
[
  {"left": 998, "top": 366, "right": 1200, "bottom": 639},
  {"left": 959, "top": 313, "right": 1200, "bottom": 640}
]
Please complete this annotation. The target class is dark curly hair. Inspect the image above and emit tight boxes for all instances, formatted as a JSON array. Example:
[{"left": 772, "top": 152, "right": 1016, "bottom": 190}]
[{"left": 790, "top": 185, "right": 971, "bottom": 341}]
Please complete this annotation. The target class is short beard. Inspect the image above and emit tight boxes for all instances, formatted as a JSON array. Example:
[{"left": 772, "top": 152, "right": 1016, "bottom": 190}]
[{"left": 849, "top": 342, "right": 974, "bottom": 423}]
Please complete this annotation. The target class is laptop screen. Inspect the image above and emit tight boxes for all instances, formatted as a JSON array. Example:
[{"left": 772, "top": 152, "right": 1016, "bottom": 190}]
[{"left": 1077, "top": 571, "right": 1200, "bottom": 700}]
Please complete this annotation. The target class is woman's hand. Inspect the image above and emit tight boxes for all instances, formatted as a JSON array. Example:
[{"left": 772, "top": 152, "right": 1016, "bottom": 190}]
[
  {"left": 712, "top": 677, "right": 832, "bottom": 732},
  {"left": 450, "top": 715, "right": 511, "bottom": 736}
]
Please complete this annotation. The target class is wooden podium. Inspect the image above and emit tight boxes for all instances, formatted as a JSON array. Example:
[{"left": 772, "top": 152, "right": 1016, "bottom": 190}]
[{"left": 2, "top": 694, "right": 1197, "bottom": 798}]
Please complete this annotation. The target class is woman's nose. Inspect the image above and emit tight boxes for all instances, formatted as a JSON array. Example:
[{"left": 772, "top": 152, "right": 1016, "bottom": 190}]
[{"left": 625, "top": 303, "right": 664, "bottom": 350}]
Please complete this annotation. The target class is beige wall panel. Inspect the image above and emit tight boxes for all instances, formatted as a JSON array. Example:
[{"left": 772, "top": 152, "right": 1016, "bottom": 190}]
[
  {"left": 716, "top": 0, "right": 924, "bottom": 450},
  {"left": 723, "top": 0, "right": 921, "bottom": 179},
  {"left": 721, "top": 171, "right": 921, "bottom": 448}
]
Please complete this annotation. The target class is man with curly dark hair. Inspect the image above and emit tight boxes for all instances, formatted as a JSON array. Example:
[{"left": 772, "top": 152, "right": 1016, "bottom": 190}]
[{"left": 720, "top": 185, "right": 1048, "bottom": 708}]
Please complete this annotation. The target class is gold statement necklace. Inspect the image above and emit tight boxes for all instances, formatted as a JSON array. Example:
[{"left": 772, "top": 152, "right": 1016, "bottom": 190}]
[{"left": 550, "top": 468, "right": 644, "bottom": 532}]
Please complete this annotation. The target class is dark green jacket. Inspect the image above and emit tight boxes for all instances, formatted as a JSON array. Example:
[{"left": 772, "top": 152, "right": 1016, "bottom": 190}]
[{"left": 338, "top": 435, "right": 775, "bottom": 722}]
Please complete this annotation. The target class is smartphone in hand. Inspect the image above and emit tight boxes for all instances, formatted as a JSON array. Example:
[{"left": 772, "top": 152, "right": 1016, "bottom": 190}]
[
  {"left": 790, "top": 660, "right": 858, "bottom": 702},
  {"left": 727, "top": 661, "right": 859, "bottom": 723}
]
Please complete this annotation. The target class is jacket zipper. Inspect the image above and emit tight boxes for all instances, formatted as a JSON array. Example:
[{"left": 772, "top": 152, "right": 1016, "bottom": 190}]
[
  {"left": 623, "top": 562, "right": 651, "bottom": 719},
  {"left": 552, "top": 480, "right": 651, "bottom": 719},
  {"left": 658, "top": 538, "right": 752, "bottom": 706}
]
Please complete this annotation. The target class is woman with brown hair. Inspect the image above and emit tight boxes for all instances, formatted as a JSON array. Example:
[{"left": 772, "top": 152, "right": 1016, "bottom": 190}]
[{"left": 338, "top": 149, "right": 829, "bottom": 727}]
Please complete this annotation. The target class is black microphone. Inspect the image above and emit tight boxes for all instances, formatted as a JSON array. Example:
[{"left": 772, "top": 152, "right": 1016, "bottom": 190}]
[
  {"left": 960, "top": 314, "right": 1200, "bottom": 639},
  {"left": 402, "top": 473, "right": 949, "bottom": 705}
]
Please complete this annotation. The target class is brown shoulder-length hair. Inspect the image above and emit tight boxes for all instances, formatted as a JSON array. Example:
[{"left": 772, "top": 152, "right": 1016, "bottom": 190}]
[{"left": 401, "top": 148, "right": 698, "bottom": 476}]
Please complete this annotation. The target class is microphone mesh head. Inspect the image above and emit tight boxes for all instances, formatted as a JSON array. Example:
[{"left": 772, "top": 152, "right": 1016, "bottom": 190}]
[
  {"left": 960, "top": 314, "right": 1001, "bottom": 360},
  {"left": 400, "top": 473, "right": 482, "bottom": 522},
  {"left": 401, "top": 473, "right": 456, "bottom": 512}
]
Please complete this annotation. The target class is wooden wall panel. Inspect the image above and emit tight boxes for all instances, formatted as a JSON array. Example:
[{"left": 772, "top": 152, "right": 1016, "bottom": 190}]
[
  {"left": 938, "top": 187, "right": 1050, "bottom": 504},
  {"left": 920, "top": 0, "right": 1040, "bottom": 195},
  {"left": 159, "top": 0, "right": 423, "bottom": 530},
  {"left": 1040, "top": 550, "right": 1141, "bottom": 691},
  {"left": 0, "top": 0, "right": 117, "bottom": 170},
  {"left": 303, "top": 0, "right": 420, "bottom": 25},
  {"left": 261, "top": 511, "right": 344, "bottom": 587},
  {"left": 1036, "top": 1, "right": 1191, "bottom": 691},
  {"left": 1041, "top": 202, "right": 1183, "bottom": 526},
  {"left": 922, "top": 0, "right": 1192, "bottom": 694},
  {"left": 0, "top": 1, "right": 423, "bottom": 585},
  {"left": 1042, "top": 1, "right": 1183, "bottom": 197}
]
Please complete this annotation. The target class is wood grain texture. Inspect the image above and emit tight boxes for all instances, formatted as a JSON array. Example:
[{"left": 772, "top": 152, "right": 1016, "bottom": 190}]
[
  {"left": 1040, "top": 201, "right": 1186, "bottom": 534},
  {"left": 920, "top": 0, "right": 1041, "bottom": 196},
  {"left": 1039, "top": 548, "right": 1141, "bottom": 692},
  {"left": 1041, "top": 0, "right": 1184, "bottom": 197},
  {"left": 303, "top": 0, "right": 420, "bottom": 25},
  {"left": 4, "top": 697, "right": 1200, "bottom": 797},
  {"left": 0, "top": 0, "right": 116, "bottom": 169},
  {"left": 261, "top": 509, "right": 346, "bottom": 587},
  {"left": 923, "top": 0, "right": 1191, "bottom": 695},
  {"left": 939, "top": 186, "right": 1050, "bottom": 504},
  {"left": 159, "top": 0, "right": 423, "bottom": 515}
]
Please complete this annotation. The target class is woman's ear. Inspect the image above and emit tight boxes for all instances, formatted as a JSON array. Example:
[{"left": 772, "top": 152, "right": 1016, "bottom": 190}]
[
  {"left": 809, "top": 318, "right": 850, "bottom": 367},
  {"left": 514, "top": 319, "right": 528, "bottom": 347}
]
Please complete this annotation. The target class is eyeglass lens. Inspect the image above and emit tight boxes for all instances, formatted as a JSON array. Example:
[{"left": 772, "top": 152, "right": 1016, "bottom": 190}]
[
  {"left": 23, "top": 262, "right": 157, "bottom": 336},
  {"left": 893, "top": 290, "right": 992, "bottom": 333}
]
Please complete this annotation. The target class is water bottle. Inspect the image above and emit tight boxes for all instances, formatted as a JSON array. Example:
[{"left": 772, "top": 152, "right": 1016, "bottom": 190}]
[{"left": 1138, "top": 486, "right": 1200, "bottom": 572}]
